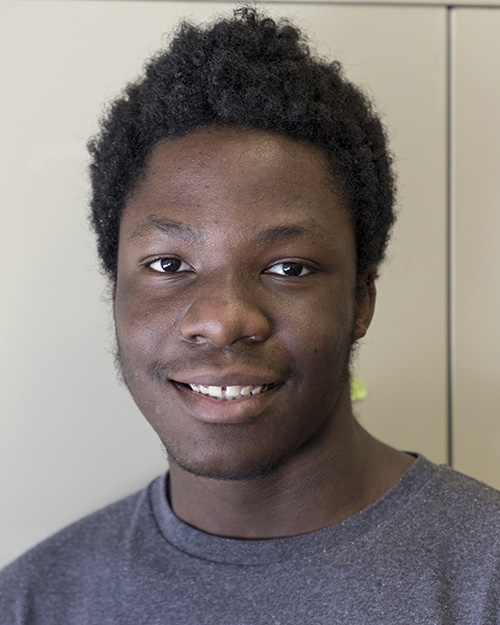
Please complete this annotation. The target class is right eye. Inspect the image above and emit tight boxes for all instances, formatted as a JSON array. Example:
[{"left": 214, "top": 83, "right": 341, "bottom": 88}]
[{"left": 148, "top": 257, "right": 191, "bottom": 273}]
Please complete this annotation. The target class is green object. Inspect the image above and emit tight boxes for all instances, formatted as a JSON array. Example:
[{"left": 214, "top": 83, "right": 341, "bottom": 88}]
[{"left": 350, "top": 377, "right": 367, "bottom": 402}]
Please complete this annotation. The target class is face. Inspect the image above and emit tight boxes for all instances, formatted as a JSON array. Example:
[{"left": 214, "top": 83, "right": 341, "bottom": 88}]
[{"left": 114, "top": 127, "right": 374, "bottom": 481}]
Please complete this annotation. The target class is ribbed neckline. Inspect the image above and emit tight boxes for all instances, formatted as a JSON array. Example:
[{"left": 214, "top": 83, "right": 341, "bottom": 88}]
[{"left": 150, "top": 454, "right": 437, "bottom": 566}]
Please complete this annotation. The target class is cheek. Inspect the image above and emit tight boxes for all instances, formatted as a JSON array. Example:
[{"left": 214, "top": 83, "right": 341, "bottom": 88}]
[
  {"left": 287, "top": 281, "right": 355, "bottom": 340},
  {"left": 114, "top": 293, "right": 168, "bottom": 394},
  {"left": 114, "top": 289, "right": 177, "bottom": 423},
  {"left": 282, "top": 299, "right": 355, "bottom": 382},
  {"left": 115, "top": 282, "right": 176, "bottom": 351}
]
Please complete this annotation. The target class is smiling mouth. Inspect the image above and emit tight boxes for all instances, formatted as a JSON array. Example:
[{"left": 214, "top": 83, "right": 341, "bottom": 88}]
[{"left": 176, "top": 382, "right": 280, "bottom": 401}]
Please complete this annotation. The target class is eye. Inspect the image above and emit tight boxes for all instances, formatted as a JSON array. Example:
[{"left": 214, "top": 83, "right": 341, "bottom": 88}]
[
  {"left": 266, "top": 261, "right": 313, "bottom": 277},
  {"left": 148, "top": 257, "right": 191, "bottom": 273}
]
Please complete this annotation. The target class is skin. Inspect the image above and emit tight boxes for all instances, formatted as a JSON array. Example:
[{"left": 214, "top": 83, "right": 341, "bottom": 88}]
[{"left": 114, "top": 126, "right": 414, "bottom": 539}]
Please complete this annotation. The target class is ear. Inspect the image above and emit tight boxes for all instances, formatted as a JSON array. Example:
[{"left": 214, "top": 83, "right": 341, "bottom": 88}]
[
  {"left": 111, "top": 281, "right": 117, "bottom": 318},
  {"left": 353, "top": 275, "right": 377, "bottom": 340}
]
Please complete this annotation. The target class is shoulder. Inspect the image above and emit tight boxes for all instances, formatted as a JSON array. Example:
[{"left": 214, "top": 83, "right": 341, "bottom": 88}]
[
  {"left": 7, "top": 480, "right": 153, "bottom": 567},
  {"left": 371, "top": 456, "right": 500, "bottom": 559},
  {"left": 0, "top": 477, "right": 161, "bottom": 623},
  {"left": 405, "top": 458, "right": 500, "bottom": 553},
  {"left": 424, "top": 461, "right": 500, "bottom": 518}
]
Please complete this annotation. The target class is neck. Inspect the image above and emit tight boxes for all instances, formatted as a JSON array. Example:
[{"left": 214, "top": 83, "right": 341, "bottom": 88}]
[{"left": 168, "top": 402, "right": 414, "bottom": 539}]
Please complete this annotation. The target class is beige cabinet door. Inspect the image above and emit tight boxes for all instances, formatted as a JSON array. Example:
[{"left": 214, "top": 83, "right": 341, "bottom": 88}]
[
  {"left": 0, "top": 1, "right": 447, "bottom": 567},
  {"left": 452, "top": 8, "right": 500, "bottom": 488},
  {"left": 330, "top": 8, "right": 448, "bottom": 461}
]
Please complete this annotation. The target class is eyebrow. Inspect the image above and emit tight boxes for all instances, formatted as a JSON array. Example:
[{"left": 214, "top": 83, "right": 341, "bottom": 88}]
[
  {"left": 128, "top": 216, "right": 202, "bottom": 242},
  {"left": 254, "top": 220, "right": 329, "bottom": 245},
  {"left": 128, "top": 216, "right": 329, "bottom": 246}
]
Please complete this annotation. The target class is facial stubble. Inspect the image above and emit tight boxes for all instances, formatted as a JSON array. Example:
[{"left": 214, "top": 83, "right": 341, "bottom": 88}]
[{"left": 113, "top": 320, "right": 358, "bottom": 482}]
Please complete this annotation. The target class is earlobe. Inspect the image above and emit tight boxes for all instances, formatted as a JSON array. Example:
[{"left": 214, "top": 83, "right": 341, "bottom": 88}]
[{"left": 353, "top": 276, "right": 377, "bottom": 340}]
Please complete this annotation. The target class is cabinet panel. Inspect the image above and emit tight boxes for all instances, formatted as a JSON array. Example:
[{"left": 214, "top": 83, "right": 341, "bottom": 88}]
[
  {"left": 453, "top": 9, "right": 500, "bottom": 488},
  {"left": 0, "top": 1, "right": 447, "bottom": 566}
]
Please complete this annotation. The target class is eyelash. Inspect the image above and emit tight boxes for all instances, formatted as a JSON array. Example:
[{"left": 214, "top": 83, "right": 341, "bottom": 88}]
[
  {"left": 147, "top": 257, "right": 191, "bottom": 273},
  {"left": 265, "top": 261, "right": 314, "bottom": 277},
  {"left": 146, "top": 257, "right": 315, "bottom": 277}
]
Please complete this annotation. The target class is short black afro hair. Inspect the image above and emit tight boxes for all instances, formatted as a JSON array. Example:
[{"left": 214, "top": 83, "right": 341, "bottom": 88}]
[{"left": 88, "top": 6, "right": 396, "bottom": 283}]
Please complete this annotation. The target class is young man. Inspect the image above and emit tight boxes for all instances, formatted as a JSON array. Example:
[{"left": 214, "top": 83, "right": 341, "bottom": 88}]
[{"left": 1, "top": 8, "right": 499, "bottom": 623}]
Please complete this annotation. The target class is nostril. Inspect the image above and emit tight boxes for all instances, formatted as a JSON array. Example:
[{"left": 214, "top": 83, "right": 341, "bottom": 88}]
[{"left": 180, "top": 290, "right": 272, "bottom": 347}]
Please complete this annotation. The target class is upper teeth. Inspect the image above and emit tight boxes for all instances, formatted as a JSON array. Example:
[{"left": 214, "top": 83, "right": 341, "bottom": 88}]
[{"left": 188, "top": 384, "right": 267, "bottom": 400}]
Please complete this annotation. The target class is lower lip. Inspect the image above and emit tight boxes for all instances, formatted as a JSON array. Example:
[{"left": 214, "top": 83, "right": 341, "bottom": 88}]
[{"left": 172, "top": 382, "right": 282, "bottom": 424}]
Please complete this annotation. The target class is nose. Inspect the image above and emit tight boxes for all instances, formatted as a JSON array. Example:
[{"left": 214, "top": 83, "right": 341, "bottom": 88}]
[{"left": 180, "top": 277, "right": 271, "bottom": 347}]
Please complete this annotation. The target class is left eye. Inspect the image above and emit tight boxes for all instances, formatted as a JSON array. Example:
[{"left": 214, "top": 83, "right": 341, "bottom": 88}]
[
  {"left": 148, "top": 257, "right": 191, "bottom": 273},
  {"left": 266, "top": 262, "right": 312, "bottom": 277}
]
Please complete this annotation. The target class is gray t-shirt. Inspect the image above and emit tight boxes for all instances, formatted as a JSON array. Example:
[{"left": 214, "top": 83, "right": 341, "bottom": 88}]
[{"left": 1, "top": 456, "right": 500, "bottom": 624}]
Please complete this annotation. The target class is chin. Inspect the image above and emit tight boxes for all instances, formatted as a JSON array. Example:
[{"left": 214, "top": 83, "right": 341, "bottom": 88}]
[{"left": 164, "top": 443, "right": 292, "bottom": 482}]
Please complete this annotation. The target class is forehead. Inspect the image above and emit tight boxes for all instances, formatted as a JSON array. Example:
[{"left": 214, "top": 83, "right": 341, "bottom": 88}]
[
  {"left": 128, "top": 128, "right": 340, "bottom": 207},
  {"left": 122, "top": 127, "right": 354, "bottom": 253}
]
